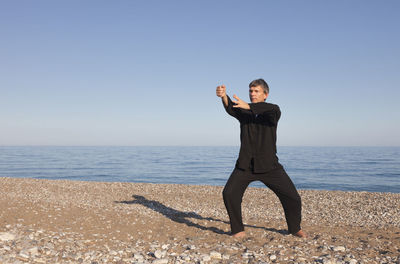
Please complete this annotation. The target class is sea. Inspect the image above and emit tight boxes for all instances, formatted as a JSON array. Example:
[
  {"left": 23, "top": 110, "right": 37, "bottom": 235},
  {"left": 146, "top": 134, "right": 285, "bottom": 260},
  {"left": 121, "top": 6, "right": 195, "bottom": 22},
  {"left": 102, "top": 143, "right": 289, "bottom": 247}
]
[{"left": 0, "top": 146, "right": 399, "bottom": 193}]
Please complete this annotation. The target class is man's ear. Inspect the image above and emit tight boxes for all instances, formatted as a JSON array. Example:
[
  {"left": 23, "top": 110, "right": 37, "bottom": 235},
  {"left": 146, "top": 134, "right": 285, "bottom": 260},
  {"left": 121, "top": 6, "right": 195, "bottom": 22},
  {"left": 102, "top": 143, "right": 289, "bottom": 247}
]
[{"left": 264, "top": 92, "right": 269, "bottom": 101}]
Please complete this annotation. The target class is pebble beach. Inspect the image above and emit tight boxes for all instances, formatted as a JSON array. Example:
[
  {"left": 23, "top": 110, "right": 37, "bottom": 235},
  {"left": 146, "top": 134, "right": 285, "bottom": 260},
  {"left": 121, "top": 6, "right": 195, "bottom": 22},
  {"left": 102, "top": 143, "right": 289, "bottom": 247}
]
[{"left": 1, "top": 177, "right": 399, "bottom": 264}]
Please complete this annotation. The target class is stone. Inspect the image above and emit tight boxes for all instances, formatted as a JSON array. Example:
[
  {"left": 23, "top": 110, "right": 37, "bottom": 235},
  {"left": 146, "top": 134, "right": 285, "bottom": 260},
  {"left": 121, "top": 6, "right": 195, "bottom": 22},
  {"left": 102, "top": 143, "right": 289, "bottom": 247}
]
[
  {"left": 333, "top": 246, "right": 346, "bottom": 252},
  {"left": 242, "top": 252, "right": 254, "bottom": 258},
  {"left": 154, "top": 250, "right": 165, "bottom": 259},
  {"left": 3, "top": 246, "right": 11, "bottom": 251},
  {"left": 187, "top": 244, "right": 196, "bottom": 250},
  {"left": 349, "top": 259, "right": 357, "bottom": 264},
  {"left": 134, "top": 253, "right": 144, "bottom": 260},
  {"left": 33, "top": 258, "right": 46, "bottom": 263},
  {"left": 152, "top": 259, "right": 168, "bottom": 264},
  {"left": 202, "top": 254, "right": 211, "bottom": 262},
  {"left": 16, "top": 256, "right": 29, "bottom": 262},
  {"left": 161, "top": 244, "right": 169, "bottom": 249},
  {"left": 0, "top": 232, "right": 15, "bottom": 241},
  {"left": 270, "top": 254, "right": 277, "bottom": 261},
  {"left": 210, "top": 251, "right": 222, "bottom": 259},
  {"left": 19, "top": 251, "right": 30, "bottom": 259},
  {"left": 318, "top": 245, "right": 329, "bottom": 251},
  {"left": 28, "top": 247, "right": 39, "bottom": 256}
]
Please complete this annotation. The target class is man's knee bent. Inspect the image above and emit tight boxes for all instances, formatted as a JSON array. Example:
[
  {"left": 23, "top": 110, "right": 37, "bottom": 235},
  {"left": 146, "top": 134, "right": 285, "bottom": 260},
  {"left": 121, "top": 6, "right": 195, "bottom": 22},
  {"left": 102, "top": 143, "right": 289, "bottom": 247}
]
[
  {"left": 222, "top": 185, "right": 233, "bottom": 200},
  {"left": 222, "top": 184, "right": 241, "bottom": 202}
]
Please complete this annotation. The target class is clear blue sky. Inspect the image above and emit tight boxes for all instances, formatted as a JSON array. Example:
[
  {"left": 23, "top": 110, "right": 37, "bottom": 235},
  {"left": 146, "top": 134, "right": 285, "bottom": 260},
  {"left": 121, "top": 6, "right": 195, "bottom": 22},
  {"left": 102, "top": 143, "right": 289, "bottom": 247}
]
[{"left": 1, "top": 1, "right": 399, "bottom": 146}]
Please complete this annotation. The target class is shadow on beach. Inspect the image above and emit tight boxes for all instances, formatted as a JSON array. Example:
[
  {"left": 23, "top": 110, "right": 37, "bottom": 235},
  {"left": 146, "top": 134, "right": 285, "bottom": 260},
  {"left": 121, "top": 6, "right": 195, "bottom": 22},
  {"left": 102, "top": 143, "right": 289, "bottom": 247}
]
[{"left": 115, "top": 195, "right": 287, "bottom": 236}]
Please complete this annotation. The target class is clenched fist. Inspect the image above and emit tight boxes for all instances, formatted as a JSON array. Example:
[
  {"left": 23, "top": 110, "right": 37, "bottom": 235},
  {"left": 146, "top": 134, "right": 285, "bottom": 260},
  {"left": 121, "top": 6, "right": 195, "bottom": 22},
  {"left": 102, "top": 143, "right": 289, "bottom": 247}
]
[{"left": 216, "top": 85, "right": 227, "bottom": 98}]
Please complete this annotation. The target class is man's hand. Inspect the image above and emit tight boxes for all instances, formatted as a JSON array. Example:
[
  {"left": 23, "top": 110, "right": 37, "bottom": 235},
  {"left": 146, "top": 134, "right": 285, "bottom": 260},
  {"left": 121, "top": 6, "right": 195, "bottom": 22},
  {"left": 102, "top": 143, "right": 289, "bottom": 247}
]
[
  {"left": 216, "top": 84, "right": 228, "bottom": 107},
  {"left": 232, "top": 95, "right": 250, "bottom": 110},
  {"left": 216, "top": 85, "right": 227, "bottom": 98}
]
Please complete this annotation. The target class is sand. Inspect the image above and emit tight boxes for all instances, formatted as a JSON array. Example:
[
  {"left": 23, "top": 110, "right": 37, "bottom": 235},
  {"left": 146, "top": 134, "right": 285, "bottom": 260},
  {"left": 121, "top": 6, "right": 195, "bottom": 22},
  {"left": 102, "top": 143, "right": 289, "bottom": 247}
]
[{"left": 0, "top": 177, "right": 399, "bottom": 263}]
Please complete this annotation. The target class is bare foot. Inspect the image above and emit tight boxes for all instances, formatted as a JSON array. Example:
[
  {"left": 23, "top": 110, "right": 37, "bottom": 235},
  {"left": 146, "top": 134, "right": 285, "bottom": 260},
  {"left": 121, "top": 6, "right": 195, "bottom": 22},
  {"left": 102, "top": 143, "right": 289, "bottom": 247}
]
[
  {"left": 232, "top": 231, "right": 246, "bottom": 238},
  {"left": 293, "top": 229, "right": 307, "bottom": 238}
]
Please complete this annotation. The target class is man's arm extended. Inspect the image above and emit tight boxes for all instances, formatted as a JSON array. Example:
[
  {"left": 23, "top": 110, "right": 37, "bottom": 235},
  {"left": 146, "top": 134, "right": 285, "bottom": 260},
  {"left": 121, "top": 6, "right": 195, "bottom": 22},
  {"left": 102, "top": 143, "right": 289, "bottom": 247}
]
[
  {"left": 216, "top": 85, "right": 253, "bottom": 120},
  {"left": 216, "top": 85, "right": 236, "bottom": 118},
  {"left": 229, "top": 93, "right": 278, "bottom": 116},
  {"left": 231, "top": 95, "right": 250, "bottom": 110},
  {"left": 225, "top": 92, "right": 280, "bottom": 125},
  {"left": 216, "top": 85, "right": 251, "bottom": 110},
  {"left": 216, "top": 85, "right": 228, "bottom": 107}
]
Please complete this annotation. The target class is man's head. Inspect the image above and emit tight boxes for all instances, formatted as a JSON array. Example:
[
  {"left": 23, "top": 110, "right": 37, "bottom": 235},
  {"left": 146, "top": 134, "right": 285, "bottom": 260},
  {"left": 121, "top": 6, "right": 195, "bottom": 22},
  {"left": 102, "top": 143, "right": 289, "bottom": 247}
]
[{"left": 249, "top": 78, "right": 269, "bottom": 103}]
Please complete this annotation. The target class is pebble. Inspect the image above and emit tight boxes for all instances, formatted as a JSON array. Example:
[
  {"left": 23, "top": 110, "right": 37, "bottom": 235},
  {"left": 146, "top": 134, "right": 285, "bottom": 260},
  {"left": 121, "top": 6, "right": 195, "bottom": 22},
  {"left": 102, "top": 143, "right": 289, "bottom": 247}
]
[
  {"left": 209, "top": 251, "right": 222, "bottom": 259},
  {"left": 202, "top": 254, "right": 211, "bottom": 262},
  {"left": 222, "top": 254, "right": 230, "bottom": 260},
  {"left": 19, "top": 251, "right": 30, "bottom": 259},
  {"left": 0, "top": 232, "right": 15, "bottom": 241},
  {"left": 0, "top": 227, "right": 394, "bottom": 264},
  {"left": 3, "top": 245, "right": 11, "bottom": 251},
  {"left": 0, "top": 178, "right": 399, "bottom": 264},
  {"left": 134, "top": 253, "right": 144, "bottom": 260},
  {"left": 28, "top": 247, "right": 39, "bottom": 256},
  {"left": 154, "top": 250, "right": 163, "bottom": 259},
  {"left": 153, "top": 259, "right": 168, "bottom": 264},
  {"left": 33, "top": 258, "right": 46, "bottom": 263},
  {"left": 161, "top": 244, "right": 169, "bottom": 250},
  {"left": 333, "top": 246, "right": 346, "bottom": 252}
]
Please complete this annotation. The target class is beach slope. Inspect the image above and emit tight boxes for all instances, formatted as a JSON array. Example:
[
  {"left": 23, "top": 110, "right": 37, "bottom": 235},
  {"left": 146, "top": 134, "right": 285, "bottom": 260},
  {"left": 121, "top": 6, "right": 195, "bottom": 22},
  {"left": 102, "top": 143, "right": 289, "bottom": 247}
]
[{"left": 1, "top": 177, "right": 399, "bottom": 263}]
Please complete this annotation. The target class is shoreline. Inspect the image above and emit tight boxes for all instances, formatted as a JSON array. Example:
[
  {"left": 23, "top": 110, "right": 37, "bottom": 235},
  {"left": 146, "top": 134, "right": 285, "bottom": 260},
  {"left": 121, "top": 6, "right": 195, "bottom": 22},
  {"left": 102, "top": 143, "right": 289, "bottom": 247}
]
[
  {"left": 3, "top": 176, "right": 399, "bottom": 195},
  {"left": 1, "top": 177, "right": 399, "bottom": 263}
]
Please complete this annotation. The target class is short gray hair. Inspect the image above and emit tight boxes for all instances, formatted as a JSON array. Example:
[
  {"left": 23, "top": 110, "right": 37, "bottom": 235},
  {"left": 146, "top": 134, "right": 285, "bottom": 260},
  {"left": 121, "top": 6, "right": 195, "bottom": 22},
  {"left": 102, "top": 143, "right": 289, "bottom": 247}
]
[{"left": 249, "top": 78, "right": 269, "bottom": 94}]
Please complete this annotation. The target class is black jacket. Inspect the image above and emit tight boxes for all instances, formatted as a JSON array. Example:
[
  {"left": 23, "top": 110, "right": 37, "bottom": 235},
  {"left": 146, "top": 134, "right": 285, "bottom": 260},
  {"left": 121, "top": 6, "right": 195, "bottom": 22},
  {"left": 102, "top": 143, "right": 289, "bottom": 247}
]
[{"left": 224, "top": 95, "right": 283, "bottom": 173}]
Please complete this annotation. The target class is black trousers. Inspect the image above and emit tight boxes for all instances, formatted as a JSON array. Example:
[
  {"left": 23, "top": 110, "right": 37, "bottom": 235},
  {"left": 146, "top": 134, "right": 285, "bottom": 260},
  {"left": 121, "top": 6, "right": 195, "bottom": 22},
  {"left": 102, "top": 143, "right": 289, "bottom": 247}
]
[{"left": 222, "top": 166, "right": 302, "bottom": 235}]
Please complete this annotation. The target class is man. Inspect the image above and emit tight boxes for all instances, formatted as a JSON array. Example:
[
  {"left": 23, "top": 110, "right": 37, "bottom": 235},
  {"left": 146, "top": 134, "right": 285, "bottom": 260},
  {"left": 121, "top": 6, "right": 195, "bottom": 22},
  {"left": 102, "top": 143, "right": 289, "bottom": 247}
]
[{"left": 216, "top": 79, "right": 306, "bottom": 238}]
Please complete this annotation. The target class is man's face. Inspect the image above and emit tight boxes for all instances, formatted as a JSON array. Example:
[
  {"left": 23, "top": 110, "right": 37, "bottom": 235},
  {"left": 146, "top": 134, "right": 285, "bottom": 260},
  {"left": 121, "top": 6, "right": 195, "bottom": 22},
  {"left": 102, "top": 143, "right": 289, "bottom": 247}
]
[{"left": 249, "top": 85, "right": 268, "bottom": 103}]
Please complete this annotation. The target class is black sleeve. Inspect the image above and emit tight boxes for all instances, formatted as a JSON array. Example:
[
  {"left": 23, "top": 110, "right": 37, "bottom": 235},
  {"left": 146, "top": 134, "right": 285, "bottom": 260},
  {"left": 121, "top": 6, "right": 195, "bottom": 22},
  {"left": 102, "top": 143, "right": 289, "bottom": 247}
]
[
  {"left": 249, "top": 102, "right": 281, "bottom": 125},
  {"left": 223, "top": 95, "right": 252, "bottom": 121}
]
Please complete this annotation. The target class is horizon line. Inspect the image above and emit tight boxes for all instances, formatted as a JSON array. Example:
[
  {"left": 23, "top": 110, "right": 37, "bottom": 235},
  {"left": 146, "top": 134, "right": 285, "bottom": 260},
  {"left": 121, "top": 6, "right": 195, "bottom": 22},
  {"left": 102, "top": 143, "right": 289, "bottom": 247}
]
[{"left": 0, "top": 145, "right": 399, "bottom": 148}]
